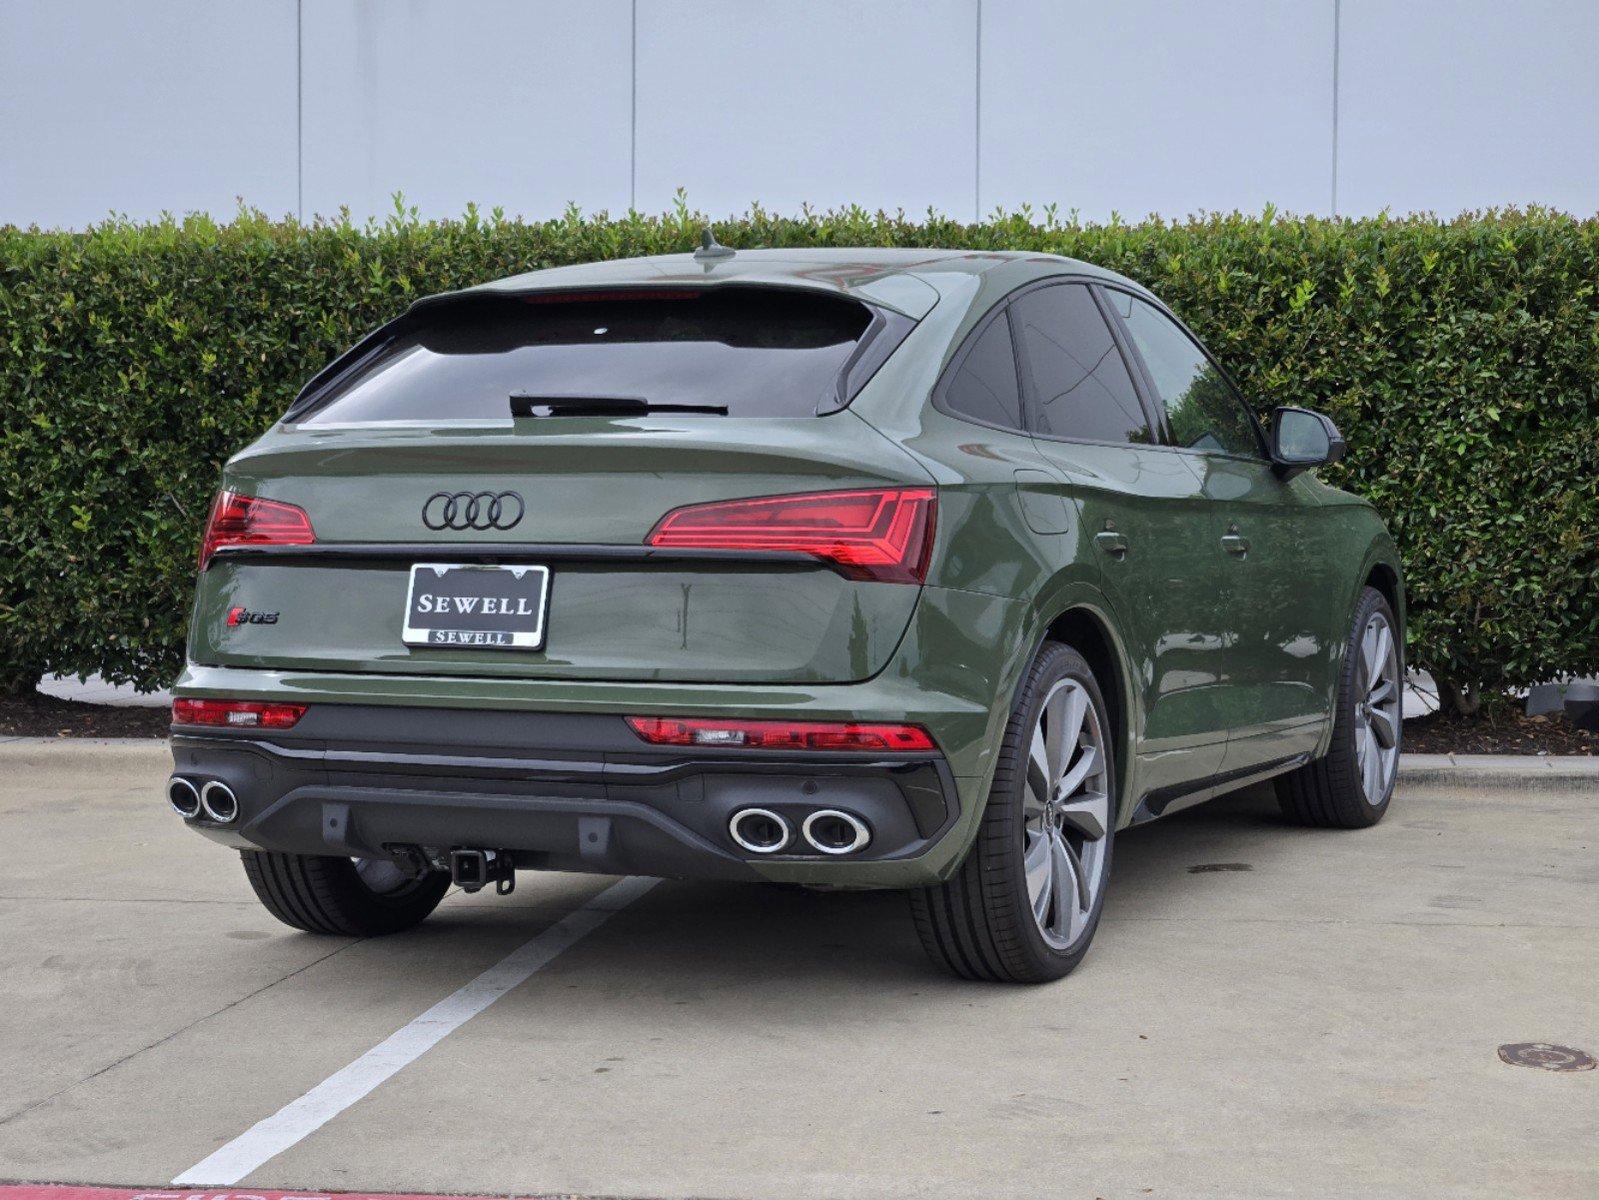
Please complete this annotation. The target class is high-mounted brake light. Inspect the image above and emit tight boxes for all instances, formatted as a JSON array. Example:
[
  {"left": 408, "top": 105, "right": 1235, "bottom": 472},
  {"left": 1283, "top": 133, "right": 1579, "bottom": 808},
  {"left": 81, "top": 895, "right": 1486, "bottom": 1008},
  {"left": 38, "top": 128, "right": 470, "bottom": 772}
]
[
  {"left": 626, "top": 716, "right": 935, "bottom": 753},
  {"left": 198, "top": 490, "right": 315, "bottom": 570},
  {"left": 520, "top": 289, "right": 702, "bottom": 304},
  {"left": 646, "top": 487, "right": 936, "bottom": 583},
  {"left": 172, "top": 698, "right": 307, "bottom": 729}
]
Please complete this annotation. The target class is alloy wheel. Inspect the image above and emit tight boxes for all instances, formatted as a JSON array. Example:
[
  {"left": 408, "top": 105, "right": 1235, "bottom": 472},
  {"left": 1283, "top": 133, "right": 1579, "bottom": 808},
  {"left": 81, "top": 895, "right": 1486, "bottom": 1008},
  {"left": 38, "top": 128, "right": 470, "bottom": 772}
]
[
  {"left": 1022, "top": 679, "right": 1112, "bottom": 949},
  {"left": 1353, "top": 611, "right": 1401, "bottom": 803}
]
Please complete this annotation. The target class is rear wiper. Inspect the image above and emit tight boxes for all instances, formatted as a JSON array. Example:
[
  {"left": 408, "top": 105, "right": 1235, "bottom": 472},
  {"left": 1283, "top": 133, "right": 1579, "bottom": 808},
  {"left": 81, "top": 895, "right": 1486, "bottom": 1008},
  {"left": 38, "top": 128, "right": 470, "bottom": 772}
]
[{"left": 509, "top": 394, "right": 729, "bottom": 418}]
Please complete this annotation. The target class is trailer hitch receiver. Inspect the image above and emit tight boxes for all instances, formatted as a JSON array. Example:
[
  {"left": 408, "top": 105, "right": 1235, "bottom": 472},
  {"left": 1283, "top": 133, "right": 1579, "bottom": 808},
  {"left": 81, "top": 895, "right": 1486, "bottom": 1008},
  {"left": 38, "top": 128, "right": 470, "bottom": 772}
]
[{"left": 449, "top": 848, "right": 515, "bottom": 895}]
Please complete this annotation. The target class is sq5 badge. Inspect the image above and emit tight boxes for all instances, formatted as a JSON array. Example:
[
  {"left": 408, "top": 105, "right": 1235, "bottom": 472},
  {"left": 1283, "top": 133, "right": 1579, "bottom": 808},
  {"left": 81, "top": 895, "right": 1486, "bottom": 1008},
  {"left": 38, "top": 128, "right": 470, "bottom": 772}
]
[{"left": 227, "top": 605, "right": 279, "bottom": 627}]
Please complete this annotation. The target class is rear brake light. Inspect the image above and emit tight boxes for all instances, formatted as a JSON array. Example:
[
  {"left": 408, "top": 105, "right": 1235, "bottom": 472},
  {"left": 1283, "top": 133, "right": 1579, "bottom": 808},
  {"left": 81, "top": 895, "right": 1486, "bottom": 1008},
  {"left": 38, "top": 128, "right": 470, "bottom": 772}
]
[
  {"left": 199, "top": 490, "right": 315, "bottom": 570},
  {"left": 626, "top": 716, "right": 935, "bottom": 753},
  {"left": 172, "top": 698, "right": 307, "bottom": 729},
  {"left": 646, "top": 487, "right": 936, "bottom": 583}
]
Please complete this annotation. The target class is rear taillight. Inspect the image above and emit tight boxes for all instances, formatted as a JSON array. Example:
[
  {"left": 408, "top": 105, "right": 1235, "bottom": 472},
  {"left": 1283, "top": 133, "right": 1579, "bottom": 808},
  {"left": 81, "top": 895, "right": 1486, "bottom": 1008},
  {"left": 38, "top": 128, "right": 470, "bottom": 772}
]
[
  {"left": 198, "top": 490, "right": 315, "bottom": 570},
  {"left": 172, "top": 698, "right": 307, "bottom": 729},
  {"left": 626, "top": 716, "right": 935, "bottom": 753},
  {"left": 646, "top": 487, "right": 936, "bottom": 583}
]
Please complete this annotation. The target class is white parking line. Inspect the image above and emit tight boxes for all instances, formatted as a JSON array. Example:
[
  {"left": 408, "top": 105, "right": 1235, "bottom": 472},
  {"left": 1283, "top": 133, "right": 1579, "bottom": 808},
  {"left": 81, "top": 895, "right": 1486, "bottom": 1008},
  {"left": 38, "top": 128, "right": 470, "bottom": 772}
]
[{"left": 172, "top": 874, "right": 659, "bottom": 1186}]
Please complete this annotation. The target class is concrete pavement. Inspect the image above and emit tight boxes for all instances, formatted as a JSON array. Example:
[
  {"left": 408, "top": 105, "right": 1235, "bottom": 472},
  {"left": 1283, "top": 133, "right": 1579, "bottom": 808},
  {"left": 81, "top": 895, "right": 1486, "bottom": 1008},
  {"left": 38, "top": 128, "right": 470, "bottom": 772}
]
[{"left": 1, "top": 739, "right": 1594, "bottom": 1199}]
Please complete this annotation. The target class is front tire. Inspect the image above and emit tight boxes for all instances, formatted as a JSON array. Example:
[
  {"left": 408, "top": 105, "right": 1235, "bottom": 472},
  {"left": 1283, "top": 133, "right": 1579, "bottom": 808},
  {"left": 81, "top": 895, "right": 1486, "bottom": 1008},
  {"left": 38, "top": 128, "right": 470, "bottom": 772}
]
[
  {"left": 1276, "top": 586, "right": 1401, "bottom": 828},
  {"left": 241, "top": 851, "right": 452, "bottom": 936},
  {"left": 911, "top": 642, "right": 1116, "bottom": 983}
]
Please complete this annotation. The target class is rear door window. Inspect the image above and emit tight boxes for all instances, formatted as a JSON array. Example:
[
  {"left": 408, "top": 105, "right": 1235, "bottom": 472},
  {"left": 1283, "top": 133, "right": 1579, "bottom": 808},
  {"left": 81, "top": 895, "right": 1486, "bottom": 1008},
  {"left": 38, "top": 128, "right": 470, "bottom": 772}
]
[
  {"left": 1009, "top": 283, "right": 1153, "bottom": 444},
  {"left": 297, "top": 287, "right": 874, "bottom": 424},
  {"left": 939, "top": 311, "right": 1024, "bottom": 430}
]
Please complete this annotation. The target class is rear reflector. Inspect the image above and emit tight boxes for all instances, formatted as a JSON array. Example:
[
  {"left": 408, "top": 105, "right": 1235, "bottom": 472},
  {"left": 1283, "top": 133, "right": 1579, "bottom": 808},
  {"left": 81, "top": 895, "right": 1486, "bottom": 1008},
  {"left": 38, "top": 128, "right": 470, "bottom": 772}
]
[
  {"left": 199, "top": 490, "right": 315, "bottom": 570},
  {"left": 646, "top": 487, "right": 936, "bottom": 583},
  {"left": 626, "top": 716, "right": 935, "bottom": 753},
  {"left": 173, "top": 698, "right": 307, "bottom": 729}
]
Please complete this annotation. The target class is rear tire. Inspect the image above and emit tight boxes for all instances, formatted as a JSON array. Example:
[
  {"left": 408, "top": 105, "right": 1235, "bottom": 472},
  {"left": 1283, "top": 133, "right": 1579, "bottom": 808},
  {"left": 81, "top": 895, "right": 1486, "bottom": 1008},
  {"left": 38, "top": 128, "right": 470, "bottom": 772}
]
[
  {"left": 911, "top": 642, "right": 1116, "bottom": 983},
  {"left": 241, "top": 851, "right": 452, "bottom": 936},
  {"left": 1276, "top": 586, "right": 1401, "bottom": 829}
]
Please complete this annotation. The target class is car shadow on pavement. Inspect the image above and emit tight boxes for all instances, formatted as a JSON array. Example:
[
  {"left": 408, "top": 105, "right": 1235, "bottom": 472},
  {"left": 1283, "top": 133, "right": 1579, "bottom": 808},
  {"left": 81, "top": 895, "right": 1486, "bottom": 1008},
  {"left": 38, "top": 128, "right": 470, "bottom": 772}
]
[{"left": 508, "top": 781, "right": 1298, "bottom": 989}]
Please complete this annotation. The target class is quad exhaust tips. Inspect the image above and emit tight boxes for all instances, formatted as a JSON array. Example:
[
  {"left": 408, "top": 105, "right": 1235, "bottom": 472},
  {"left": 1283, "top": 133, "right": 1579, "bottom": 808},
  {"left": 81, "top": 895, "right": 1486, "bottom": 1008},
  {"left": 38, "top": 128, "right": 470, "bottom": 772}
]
[
  {"left": 169, "top": 775, "right": 239, "bottom": 824},
  {"left": 727, "top": 807, "right": 872, "bottom": 856},
  {"left": 166, "top": 776, "right": 201, "bottom": 819}
]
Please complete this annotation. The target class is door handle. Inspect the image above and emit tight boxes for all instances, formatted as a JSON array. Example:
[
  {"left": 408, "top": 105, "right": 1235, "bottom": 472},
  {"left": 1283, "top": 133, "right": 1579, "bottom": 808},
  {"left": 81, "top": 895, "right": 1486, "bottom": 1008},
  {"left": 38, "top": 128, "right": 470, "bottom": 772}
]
[
  {"left": 1220, "top": 532, "right": 1251, "bottom": 556},
  {"left": 1094, "top": 530, "right": 1130, "bottom": 559}
]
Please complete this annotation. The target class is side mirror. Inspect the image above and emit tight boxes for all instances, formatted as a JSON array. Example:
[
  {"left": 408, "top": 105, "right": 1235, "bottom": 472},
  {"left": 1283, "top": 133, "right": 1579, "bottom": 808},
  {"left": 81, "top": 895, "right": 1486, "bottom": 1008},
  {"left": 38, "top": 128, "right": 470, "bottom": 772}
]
[{"left": 1270, "top": 407, "right": 1346, "bottom": 480}]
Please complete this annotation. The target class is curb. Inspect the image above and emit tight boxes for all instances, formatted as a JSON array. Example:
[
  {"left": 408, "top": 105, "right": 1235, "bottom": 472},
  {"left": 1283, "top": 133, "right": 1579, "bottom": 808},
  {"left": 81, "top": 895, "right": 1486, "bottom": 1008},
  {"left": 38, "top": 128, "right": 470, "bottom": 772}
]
[
  {"left": 1399, "top": 753, "right": 1599, "bottom": 790},
  {"left": 0, "top": 736, "right": 167, "bottom": 747},
  {"left": 0, "top": 737, "right": 171, "bottom": 766}
]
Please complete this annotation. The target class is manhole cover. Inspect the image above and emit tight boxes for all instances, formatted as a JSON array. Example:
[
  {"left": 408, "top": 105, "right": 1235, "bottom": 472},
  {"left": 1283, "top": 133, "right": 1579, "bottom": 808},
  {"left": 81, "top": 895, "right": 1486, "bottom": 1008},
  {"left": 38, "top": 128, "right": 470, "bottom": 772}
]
[
  {"left": 1188, "top": 862, "right": 1252, "bottom": 874},
  {"left": 1497, "top": 1043, "right": 1596, "bottom": 1072}
]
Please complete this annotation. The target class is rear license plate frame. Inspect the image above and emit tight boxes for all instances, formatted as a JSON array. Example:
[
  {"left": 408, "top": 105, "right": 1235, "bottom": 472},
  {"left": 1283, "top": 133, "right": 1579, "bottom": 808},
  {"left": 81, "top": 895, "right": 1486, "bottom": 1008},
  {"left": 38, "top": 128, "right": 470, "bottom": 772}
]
[{"left": 402, "top": 562, "right": 551, "bottom": 650}]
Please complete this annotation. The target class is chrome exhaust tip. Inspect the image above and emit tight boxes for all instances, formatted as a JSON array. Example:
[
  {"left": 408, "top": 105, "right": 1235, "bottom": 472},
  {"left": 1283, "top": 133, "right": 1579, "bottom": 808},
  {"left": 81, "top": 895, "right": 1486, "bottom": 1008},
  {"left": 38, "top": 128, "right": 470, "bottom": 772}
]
[
  {"left": 802, "top": 809, "right": 871, "bottom": 856},
  {"left": 199, "top": 779, "right": 239, "bottom": 825},
  {"left": 167, "top": 775, "right": 201, "bottom": 819},
  {"left": 728, "top": 807, "right": 792, "bottom": 854}
]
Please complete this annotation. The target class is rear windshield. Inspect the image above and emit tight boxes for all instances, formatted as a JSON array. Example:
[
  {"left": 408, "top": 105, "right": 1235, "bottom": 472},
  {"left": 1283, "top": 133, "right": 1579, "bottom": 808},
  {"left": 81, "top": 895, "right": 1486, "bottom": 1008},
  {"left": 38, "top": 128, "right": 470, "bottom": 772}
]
[{"left": 295, "top": 287, "right": 876, "bottom": 424}]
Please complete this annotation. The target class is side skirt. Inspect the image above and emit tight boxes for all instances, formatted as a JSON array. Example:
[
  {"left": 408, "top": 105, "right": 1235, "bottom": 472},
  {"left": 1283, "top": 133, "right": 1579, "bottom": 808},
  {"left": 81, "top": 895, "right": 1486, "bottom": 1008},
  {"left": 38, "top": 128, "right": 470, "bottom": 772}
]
[{"left": 1128, "top": 753, "right": 1312, "bottom": 825}]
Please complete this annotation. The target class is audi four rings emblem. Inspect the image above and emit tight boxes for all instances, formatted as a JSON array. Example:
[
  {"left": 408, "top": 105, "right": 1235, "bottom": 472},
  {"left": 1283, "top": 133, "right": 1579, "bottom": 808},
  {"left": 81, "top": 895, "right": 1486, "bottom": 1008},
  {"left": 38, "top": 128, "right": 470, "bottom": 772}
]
[{"left": 422, "top": 490, "right": 525, "bottom": 531}]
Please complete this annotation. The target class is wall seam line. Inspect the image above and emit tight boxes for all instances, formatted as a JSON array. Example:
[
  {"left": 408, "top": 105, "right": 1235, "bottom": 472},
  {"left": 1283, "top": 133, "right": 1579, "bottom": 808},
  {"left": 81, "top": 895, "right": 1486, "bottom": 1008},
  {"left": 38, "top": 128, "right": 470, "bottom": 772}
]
[
  {"left": 1331, "top": 0, "right": 1341, "bottom": 216},
  {"left": 296, "top": 0, "right": 303, "bottom": 223},
  {"left": 974, "top": 0, "right": 982, "bottom": 222},
  {"left": 630, "top": 0, "right": 638, "bottom": 212}
]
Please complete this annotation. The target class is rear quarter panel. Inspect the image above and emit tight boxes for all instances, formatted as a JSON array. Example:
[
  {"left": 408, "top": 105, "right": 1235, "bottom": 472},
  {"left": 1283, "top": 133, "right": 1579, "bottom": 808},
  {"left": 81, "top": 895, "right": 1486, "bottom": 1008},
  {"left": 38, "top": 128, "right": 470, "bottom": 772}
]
[
  {"left": 849, "top": 270, "right": 1139, "bottom": 825},
  {"left": 1287, "top": 479, "right": 1404, "bottom": 756}
]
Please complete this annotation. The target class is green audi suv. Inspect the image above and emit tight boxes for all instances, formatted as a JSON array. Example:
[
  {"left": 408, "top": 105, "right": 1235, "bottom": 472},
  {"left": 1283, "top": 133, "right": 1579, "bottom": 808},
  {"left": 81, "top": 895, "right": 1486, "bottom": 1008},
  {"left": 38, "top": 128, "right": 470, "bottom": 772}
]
[{"left": 169, "top": 244, "right": 1403, "bottom": 982}]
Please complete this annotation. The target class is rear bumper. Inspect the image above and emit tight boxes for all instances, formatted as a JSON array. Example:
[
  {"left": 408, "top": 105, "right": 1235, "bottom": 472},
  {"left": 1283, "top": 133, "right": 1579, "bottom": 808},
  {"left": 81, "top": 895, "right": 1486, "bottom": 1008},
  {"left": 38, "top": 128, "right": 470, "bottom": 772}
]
[{"left": 169, "top": 705, "right": 963, "bottom": 887}]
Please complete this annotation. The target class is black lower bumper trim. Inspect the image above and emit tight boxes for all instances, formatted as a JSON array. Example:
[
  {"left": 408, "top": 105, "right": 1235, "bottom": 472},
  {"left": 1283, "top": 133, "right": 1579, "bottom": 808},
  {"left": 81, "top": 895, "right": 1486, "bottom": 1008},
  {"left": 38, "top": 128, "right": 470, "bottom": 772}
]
[{"left": 169, "top": 705, "right": 960, "bottom": 882}]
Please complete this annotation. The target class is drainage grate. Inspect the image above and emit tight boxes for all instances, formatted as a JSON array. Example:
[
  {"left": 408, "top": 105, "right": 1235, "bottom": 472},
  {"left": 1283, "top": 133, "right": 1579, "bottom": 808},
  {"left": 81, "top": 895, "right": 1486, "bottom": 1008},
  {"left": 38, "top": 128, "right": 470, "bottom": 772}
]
[
  {"left": 1497, "top": 1043, "right": 1596, "bottom": 1072},
  {"left": 1188, "top": 862, "right": 1252, "bottom": 873}
]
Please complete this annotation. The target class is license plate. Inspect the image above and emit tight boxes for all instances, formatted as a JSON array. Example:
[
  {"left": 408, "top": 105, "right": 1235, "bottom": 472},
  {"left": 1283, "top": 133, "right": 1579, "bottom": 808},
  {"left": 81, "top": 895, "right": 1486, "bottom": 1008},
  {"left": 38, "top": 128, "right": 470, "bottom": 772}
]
[{"left": 402, "top": 563, "right": 550, "bottom": 650}]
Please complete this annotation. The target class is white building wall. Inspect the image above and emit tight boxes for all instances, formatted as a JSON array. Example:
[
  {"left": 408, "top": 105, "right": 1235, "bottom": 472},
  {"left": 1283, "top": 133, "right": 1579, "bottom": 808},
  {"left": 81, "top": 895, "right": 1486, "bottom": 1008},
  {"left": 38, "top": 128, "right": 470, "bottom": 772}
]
[
  {"left": 1337, "top": 0, "right": 1599, "bottom": 217},
  {"left": 299, "top": 0, "right": 632, "bottom": 222},
  {"left": 2, "top": 0, "right": 1596, "bottom": 229},
  {"left": 0, "top": 1, "right": 299, "bottom": 228},
  {"left": 980, "top": 0, "right": 1336, "bottom": 219},
  {"left": 634, "top": 0, "right": 976, "bottom": 219}
]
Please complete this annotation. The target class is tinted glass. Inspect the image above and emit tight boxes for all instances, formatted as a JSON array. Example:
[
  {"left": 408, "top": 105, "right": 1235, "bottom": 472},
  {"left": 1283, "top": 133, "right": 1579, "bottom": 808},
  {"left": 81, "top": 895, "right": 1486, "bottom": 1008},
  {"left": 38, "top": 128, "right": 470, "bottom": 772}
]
[
  {"left": 299, "top": 288, "right": 872, "bottom": 424},
  {"left": 1112, "top": 293, "right": 1261, "bottom": 457},
  {"left": 941, "top": 312, "right": 1023, "bottom": 429},
  {"left": 1010, "top": 284, "right": 1151, "bottom": 443}
]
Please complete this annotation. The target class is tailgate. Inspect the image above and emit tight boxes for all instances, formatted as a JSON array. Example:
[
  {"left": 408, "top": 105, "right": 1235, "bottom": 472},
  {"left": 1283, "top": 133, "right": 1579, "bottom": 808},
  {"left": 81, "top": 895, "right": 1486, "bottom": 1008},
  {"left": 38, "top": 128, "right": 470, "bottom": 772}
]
[{"left": 190, "top": 415, "right": 933, "bottom": 684}]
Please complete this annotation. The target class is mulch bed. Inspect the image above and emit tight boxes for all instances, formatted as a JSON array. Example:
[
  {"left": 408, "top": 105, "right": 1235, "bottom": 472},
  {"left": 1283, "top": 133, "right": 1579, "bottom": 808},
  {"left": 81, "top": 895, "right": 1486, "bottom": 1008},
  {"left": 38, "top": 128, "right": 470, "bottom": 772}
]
[
  {"left": 3, "top": 690, "right": 1596, "bottom": 754},
  {"left": 0, "top": 691, "right": 171, "bottom": 738},
  {"left": 1403, "top": 709, "right": 1598, "bottom": 756}
]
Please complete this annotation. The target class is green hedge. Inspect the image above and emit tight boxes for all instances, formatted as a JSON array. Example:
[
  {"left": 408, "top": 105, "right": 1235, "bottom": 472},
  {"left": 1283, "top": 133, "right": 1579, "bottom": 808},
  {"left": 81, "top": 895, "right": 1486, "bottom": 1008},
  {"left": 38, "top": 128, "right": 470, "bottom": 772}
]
[{"left": 3, "top": 199, "right": 1597, "bottom": 708}]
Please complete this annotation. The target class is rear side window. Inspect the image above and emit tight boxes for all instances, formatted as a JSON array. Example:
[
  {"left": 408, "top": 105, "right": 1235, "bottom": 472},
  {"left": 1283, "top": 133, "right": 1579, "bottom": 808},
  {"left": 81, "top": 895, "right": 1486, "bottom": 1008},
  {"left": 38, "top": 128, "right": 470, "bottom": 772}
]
[
  {"left": 1110, "top": 293, "right": 1261, "bottom": 458},
  {"left": 296, "top": 287, "right": 874, "bottom": 424},
  {"left": 1009, "top": 284, "right": 1151, "bottom": 444},
  {"left": 940, "top": 312, "right": 1023, "bottom": 430}
]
